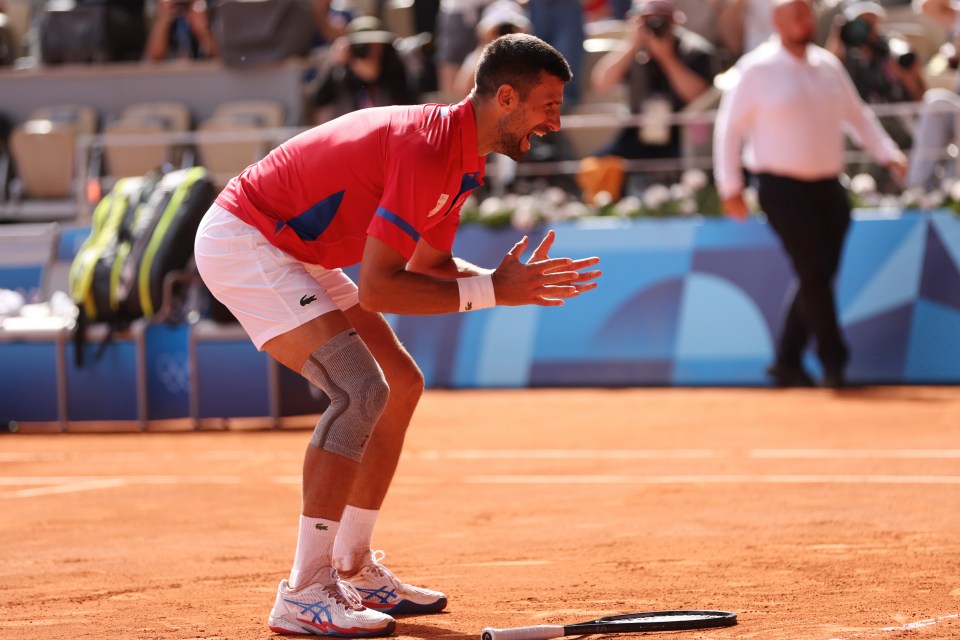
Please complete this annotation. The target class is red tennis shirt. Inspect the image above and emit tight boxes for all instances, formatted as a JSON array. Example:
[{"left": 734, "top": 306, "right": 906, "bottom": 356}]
[{"left": 215, "top": 99, "right": 486, "bottom": 268}]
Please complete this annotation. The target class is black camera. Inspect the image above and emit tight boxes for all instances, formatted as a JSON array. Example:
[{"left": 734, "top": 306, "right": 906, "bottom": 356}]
[
  {"left": 495, "top": 22, "right": 521, "bottom": 37},
  {"left": 349, "top": 43, "right": 370, "bottom": 59},
  {"left": 644, "top": 15, "right": 670, "bottom": 38},
  {"left": 839, "top": 17, "right": 871, "bottom": 48}
]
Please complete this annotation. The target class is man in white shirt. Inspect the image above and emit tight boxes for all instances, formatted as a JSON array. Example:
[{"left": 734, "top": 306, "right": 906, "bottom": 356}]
[{"left": 713, "top": 0, "right": 907, "bottom": 388}]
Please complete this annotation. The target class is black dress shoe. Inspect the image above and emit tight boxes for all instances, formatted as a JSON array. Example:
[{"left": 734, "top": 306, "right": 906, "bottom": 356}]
[
  {"left": 765, "top": 363, "right": 816, "bottom": 388},
  {"left": 821, "top": 370, "right": 847, "bottom": 389}
]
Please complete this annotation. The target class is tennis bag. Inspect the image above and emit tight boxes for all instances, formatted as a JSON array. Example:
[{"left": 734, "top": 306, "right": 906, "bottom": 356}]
[{"left": 69, "top": 166, "right": 216, "bottom": 363}]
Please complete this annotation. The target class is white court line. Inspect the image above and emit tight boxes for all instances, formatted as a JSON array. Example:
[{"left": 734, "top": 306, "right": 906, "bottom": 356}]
[
  {"left": 456, "top": 474, "right": 960, "bottom": 485},
  {"left": 752, "top": 449, "right": 960, "bottom": 459},
  {"left": 409, "top": 449, "right": 960, "bottom": 460},
  {"left": 6, "top": 449, "right": 960, "bottom": 464},
  {"left": 3, "top": 473, "right": 960, "bottom": 500},
  {"left": 827, "top": 613, "right": 960, "bottom": 640},
  {"left": 0, "top": 478, "right": 129, "bottom": 499},
  {"left": 407, "top": 449, "right": 724, "bottom": 460}
]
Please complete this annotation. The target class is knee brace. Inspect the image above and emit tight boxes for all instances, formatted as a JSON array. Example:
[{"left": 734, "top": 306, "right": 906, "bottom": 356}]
[{"left": 301, "top": 330, "right": 389, "bottom": 462}]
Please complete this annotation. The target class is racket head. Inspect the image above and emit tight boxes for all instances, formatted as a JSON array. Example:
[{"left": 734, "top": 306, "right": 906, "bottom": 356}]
[{"left": 572, "top": 610, "right": 737, "bottom": 634}]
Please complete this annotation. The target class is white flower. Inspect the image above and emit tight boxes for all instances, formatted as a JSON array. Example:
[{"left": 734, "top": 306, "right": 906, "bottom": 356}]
[
  {"left": 592, "top": 190, "right": 614, "bottom": 208},
  {"left": 849, "top": 173, "right": 877, "bottom": 196},
  {"left": 670, "top": 183, "right": 690, "bottom": 201},
  {"left": 553, "top": 201, "right": 591, "bottom": 221},
  {"left": 949, "top": 180, "right": 960, "bottom": 203},
  {"left": 680, "top": 168, "right": 708, "bottom": 192},
  {"left": 642, "top": 184, "right": 671, "bottom": 210},
  {"left": 511, "top": 204, "right": 539, "bottom": 231},
  {"left": 679, "top": 197, "right": 698, "bottom": 216},
  {"left": 919, "top": 189, "right": 944, "bottom": 210},
  {"left": 479, "top": 196, "right": 505, "bottom": 219},
  {"left": 543, "top": 186, "right": 568, "bottom": 207},
  {"left": 613, "top": 195, "right": 642, "bottom": 217},
  {"left": 899, "top": 187, "right": 924, "bottom": 209}
]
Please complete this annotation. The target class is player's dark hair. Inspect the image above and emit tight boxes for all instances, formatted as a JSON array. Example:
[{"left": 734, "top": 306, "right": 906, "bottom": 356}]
[{"left": 473, "top": 34, "right": 572, "bottom": 99}]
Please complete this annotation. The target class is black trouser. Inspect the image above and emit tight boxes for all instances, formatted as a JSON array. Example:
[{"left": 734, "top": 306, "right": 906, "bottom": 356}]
[{"left": 757, "top": 173, "right": 852, "bottom": 373}]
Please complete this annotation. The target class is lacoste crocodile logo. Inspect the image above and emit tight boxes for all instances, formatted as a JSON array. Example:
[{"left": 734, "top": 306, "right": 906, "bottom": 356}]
[
  {"left": 465, "top": 302, "right": 473, "bottom": 311},
  {"left": 300, "top": 294, "right": 317, "bottom": 306}
]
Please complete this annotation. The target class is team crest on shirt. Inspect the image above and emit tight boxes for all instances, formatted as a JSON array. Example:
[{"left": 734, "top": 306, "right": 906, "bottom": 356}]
[{"left": 427, "top": 194, "right": 450, "bottom": 217}]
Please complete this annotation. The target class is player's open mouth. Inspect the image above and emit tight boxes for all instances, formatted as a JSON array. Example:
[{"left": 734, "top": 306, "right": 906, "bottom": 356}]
[{"left": 522, "top": 129, "right": 547, "bottom": 153}]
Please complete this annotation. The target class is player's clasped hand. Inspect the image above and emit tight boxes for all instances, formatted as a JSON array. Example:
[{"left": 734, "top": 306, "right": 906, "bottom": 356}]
[{"left": 492, "top": 230, "right": 601, "bottom": 306}]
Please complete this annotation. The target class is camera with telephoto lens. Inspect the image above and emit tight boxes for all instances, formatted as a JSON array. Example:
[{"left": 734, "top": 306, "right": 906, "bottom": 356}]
[
  {"left": 886, "top": 36, "right": 916, "bottom": 69},
  {"left": 644, "top": 15, "right": 670, "bottom": 38},
  {"left": 838, "top": 17, "right": 871, "bottom": 48}
]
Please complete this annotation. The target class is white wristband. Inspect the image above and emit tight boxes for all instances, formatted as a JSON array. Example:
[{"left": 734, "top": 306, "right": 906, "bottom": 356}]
[{"left": 456, "top": 274, "right": 496, "bottom": 312}]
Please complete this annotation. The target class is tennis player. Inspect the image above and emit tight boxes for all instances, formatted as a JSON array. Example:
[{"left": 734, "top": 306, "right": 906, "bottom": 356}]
[{"left": 195, "top": 34, "right": 601, "bottom": 637}]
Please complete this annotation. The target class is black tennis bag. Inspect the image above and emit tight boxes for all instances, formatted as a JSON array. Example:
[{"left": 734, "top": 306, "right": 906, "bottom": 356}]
[{"left": 69, "top": 167, "right": 215, "bottom": 364}]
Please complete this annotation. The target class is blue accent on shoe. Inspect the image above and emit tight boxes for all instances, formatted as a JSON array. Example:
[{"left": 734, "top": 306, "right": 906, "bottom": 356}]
[{"left": 366, "top": 596, "right": 448, "bottom": 616}]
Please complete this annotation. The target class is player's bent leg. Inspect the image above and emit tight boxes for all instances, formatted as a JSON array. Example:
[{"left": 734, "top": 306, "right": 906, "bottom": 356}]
[
  {"left": 343, "top": 550, "right": 448, "bottom": 616},
  {"left": 269, "top": 567, "right": 397, "bottom": 637},
  {"left": 341, "top": 305, "right": 425, "bottom": 511}
]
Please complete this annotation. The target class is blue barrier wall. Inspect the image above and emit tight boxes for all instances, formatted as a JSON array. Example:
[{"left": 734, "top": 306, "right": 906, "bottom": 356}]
[
  {"left": 371, "top": 210, "right": 960, "bottom": 387},
  {"left": 2, "top": 210, "right": 958, "bottom": 424}
]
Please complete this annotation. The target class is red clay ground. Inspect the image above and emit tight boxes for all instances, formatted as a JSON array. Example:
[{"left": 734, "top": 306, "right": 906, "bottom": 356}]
[{"left": 1, "top": 387, "right": 959, "bottom": 640}]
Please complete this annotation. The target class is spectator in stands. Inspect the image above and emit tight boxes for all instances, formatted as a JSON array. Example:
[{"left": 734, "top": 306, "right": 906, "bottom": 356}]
[
  {"left": 313, "top": 16, "right": 419, "bottom": 123},
  {"left": 311, "top": 0, "right": 356, "bottom": 48},
  {"left": 435, "top": 0, "right": 488, "bottom": 100},
  {"left": 826, "top": 2, "right": 926, "bottom": 105},
  {"left": 527, "top": 0, "right": 585, "bottom": 108},
  {"left": 452, "top": 0, "right": 531, "bottom": 99},
  {"left": 825, "top": 1, "right": 924, "bottom": 188},
  {"left": 145, "top": 0, "right": 218, "bottom": 61},
  {"left": 0, "top": 0, "right": 16, "bottom": 65},
  {"left": 590, "top": 0, "right": 719, "bottom": 163},
  {"left": 718, "top": 0, "right": 775, "bottom": 58},
  {"left": 904, "top": 0, "right": 960, "bottom": 188}
]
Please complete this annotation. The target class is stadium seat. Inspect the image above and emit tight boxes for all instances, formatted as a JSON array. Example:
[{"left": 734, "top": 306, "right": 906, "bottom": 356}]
[
  {"left": 9, "top": 104, "right": 97, "bottom": 199},
  {"left": 102, "top": 102, "right": 192, "bottom": 177},
  {"left": 195, "top": 100, "right": 285, "bottom": 188}
]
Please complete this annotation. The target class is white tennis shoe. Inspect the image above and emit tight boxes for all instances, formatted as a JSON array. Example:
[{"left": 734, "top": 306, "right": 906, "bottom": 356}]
[
  {"left": 343, "top": 550, "right": 447, "bottom": 615},
  {"left": 268, "top": 566, "right": 396, "bottom": 637}
]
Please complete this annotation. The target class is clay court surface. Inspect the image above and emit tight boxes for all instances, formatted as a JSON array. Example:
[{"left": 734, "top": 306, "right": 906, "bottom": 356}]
[{"left": 2, "top": 387, "right": 959, "bottom": 640}]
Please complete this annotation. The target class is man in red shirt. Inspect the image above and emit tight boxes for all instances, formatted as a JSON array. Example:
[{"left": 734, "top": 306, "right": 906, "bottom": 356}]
[{"left": 195, "top": 34, "right": 601, "bottom": 637}]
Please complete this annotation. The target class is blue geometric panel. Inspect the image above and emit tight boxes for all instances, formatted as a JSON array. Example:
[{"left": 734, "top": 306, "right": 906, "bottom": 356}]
[
  {"left": 454, "top": 306, "right": 538, "bottom": 388},
  {"left": 845, "top": 303, "right": 913, "bottom": 383},
  {"left": 591, "top": 278, "right": 685, "bottom": 359},
  {"left": 905, "top": 300, "right": 960, "bottom": 382},
  {"left": 930, "top": 212, "right": 960, "bottom": 272},
  {"left": 919, "top": 223, "right": 960, "bottom": 311},
  {"left": 675, "top": 273, "right": 774, "bottom": 359},
  {"left": 530, "top": 360, "right": 673, "bottom": 386},
  {"left": 692, "top": 247, "right": 793, "bottom": 336},
  {"left": 838, "top": 215, "right": 923, "bottom": 311},
  {"left": 693, "top": 217, "right": 780, "bottom": 250},
  {"left": 841, "top": 220, "right": 926, "bottom": 325}
]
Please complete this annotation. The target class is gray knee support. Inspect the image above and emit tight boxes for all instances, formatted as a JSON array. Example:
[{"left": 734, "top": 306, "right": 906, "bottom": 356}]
[{"left": 301, "top": 330, "right": 389, "bottom": 461}]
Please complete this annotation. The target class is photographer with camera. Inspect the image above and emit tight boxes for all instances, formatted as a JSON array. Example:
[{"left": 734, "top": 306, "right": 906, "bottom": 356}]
[
  {"left": 827, "top": 1, "right": 926, "bottom": 104},
  {"left": 145, "top": 0, "right": 217, "bottom": 61},
  {"left": 312, "top": 16, "right": 419, "bottom": 124},
  {"left": 589, "top": 0, "right": 719, "bottom": 166},
  {"left": 825, "top": 1, "right": 923, "bottom": 189}
]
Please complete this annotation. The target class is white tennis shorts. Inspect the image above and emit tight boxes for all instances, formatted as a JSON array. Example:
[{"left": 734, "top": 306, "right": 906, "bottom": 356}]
[{"left": 194, "top": 203, "right": 360, "bottom": 350}]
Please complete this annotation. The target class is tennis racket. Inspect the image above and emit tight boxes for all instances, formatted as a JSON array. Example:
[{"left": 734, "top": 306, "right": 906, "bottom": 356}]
[{"left": 481, "top": 610, "right": 737, "bottom": 640}]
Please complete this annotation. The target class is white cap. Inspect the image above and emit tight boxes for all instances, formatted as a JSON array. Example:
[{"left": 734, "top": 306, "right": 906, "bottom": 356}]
[
  {"left": 843, "top": 1, "right": 886, "bottom": 21},
  {"left": 475, "top": 1, "right": 532, "bottom": 38}
]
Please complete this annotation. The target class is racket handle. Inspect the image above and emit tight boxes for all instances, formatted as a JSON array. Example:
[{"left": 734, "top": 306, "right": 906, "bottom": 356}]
[{"left": 481, "top": 625, "right": 565, "bottom": 640}]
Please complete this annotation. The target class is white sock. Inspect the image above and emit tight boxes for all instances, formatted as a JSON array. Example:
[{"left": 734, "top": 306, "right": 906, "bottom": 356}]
[
  {"left": 288, "top": 515, "right": 339, "bottom": 590},
  {"left": 333, "top": 506, "right": 379, "bottom": 574}
]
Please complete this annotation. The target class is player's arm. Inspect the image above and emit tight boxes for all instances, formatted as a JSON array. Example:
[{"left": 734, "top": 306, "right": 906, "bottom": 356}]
[
  {"left": 407, "top": 237, "right": 491, "bottom": 279},
  {"left": 357, "top": 232, "right": 601, "bottom": 315}
]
